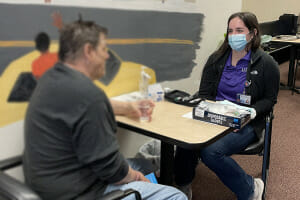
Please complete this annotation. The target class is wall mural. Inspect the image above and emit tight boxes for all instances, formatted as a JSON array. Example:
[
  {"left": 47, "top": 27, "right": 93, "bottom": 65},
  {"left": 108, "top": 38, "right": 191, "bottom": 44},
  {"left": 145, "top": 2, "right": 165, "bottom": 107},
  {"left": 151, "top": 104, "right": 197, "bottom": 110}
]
[{"left": 0, "top": 3, "right": 204, "bottom": 127}]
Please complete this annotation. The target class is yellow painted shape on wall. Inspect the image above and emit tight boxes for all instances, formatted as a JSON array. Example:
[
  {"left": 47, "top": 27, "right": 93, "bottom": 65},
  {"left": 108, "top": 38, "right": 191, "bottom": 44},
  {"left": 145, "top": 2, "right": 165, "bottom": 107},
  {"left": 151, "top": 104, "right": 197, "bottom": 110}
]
[
  {"left": 0, "top": 43, "right": 156, "bottom": 127},
  {"left": 0, "top": 38, "right": 194, "bottom": 47}
]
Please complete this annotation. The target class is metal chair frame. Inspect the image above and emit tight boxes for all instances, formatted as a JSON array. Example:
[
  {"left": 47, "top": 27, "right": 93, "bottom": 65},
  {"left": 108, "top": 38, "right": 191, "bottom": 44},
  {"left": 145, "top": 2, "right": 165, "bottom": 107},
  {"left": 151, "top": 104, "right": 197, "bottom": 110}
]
[
  {"left": 292, "top": 48, "right": 300, "bottom": 95},
  {"left": 238, "top": 109, "right": 274, "bottom": 200}
]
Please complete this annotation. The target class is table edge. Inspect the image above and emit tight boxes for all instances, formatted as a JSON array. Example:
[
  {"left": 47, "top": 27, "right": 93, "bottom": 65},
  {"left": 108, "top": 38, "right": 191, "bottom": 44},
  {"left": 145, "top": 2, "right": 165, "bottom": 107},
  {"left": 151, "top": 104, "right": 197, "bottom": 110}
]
[{"left": 117, "top": 121, "right": 233, "bottom": 150}]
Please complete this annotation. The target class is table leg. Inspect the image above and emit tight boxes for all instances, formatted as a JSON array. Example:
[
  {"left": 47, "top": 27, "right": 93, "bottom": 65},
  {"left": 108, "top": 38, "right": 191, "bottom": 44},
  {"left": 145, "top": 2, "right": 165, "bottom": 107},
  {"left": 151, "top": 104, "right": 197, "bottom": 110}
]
[
  {"left": 159, "top": 141, "right": 174, "bottom": 185},
  {"left": 287, "top": 45, "right": 296, "bottom": 87}
]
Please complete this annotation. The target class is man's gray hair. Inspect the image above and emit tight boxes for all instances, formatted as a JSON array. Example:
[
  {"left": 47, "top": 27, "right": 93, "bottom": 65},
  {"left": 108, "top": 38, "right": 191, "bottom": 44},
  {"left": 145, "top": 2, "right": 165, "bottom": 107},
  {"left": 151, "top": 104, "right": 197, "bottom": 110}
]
[{"left": 58, "top": 20, "right": 108, "bottom": 62}]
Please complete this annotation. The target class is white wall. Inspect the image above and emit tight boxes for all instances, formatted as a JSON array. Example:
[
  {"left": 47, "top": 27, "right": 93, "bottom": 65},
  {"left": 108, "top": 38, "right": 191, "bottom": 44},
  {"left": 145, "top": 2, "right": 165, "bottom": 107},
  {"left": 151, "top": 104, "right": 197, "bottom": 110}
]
[
  {"left": 0, "top": 0, "right": 242, "bottom": 162},
  {"left": 242, "top": 0, "right": 300, "bottom": 22},
  {"left": 0, "top": 121, "right": 24, "bottom": 180}
]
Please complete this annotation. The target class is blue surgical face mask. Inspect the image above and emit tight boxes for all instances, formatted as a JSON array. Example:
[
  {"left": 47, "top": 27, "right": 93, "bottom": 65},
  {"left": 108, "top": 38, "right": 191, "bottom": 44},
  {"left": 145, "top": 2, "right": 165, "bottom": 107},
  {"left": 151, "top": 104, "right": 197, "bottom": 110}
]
[{"left": 228, "top": 34, "right": 249, "bottom": 52}]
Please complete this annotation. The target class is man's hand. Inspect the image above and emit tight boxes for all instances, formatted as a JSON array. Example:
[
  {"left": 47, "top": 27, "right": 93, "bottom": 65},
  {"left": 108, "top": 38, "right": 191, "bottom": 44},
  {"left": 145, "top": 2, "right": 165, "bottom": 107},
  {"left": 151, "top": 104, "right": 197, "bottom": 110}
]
[
  {"left": 133, "top": 170, "right": 151, "bottom": 182},
  {"left": 110, "top": 99, "right": 155, "bottom": 121},
  {"left": 116, "top": 167, "right": 150, "bottom": 185},
  {"left": 126, "top": 99, "right": 155, "bottom": 121},
  {"left": 51, "top": 11, "right": 64, "bottom": 30}
]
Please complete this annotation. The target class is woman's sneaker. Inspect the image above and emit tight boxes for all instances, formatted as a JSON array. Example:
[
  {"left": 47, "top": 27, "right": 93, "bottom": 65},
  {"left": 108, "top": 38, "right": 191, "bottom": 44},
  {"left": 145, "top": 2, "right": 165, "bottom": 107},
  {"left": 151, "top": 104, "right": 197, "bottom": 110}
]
[{"left": 252, "top": 178, "right": 264, "bottom": 200}]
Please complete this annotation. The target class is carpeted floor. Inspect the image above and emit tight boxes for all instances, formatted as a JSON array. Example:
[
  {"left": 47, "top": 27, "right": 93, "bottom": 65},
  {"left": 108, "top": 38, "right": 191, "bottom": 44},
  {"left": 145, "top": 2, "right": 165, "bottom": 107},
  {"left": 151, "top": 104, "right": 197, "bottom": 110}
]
[{"left": 191, "top": 62, "right": 300, "bottom": 200}]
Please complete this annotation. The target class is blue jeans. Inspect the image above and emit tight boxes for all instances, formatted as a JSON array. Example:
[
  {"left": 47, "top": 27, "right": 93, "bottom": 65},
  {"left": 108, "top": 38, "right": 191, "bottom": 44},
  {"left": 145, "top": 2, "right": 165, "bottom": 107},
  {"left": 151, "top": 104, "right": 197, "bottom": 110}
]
[
  {"left": 103, "top": 158, "right": 187, "bottom": 200},
  {"left": 174, "top": 124, "right": 257, "bottom": 200}
]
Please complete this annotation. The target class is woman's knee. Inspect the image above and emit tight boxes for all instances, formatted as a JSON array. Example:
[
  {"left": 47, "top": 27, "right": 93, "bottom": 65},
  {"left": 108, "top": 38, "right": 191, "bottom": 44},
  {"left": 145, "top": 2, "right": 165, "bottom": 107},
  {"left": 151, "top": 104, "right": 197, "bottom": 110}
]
[{"left": 200, "top": 145, "right": 224, "bottom": 166}]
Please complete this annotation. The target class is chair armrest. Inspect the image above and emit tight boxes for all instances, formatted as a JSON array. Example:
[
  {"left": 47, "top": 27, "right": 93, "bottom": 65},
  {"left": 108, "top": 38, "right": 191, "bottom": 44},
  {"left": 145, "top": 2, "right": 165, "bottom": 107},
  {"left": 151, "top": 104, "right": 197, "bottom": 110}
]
[
  {"left": 0, "top": 157, "right": 141, "bottom": 200},
  {"left": 241, "top": 129, "right": 265, "bottom": 155},
  {"left": 0, "top": 171, "right": 41, "bottom": 200},
  {"left": 0, "top": 155, "right": 22, "bottom": 171},
  {"left": 101, "top": 189, "right": 142, "bottom": 200}
]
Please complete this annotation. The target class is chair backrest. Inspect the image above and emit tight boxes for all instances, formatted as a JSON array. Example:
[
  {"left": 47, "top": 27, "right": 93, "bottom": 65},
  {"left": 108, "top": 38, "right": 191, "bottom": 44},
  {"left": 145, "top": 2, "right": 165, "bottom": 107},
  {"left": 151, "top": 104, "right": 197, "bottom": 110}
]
[
  {"left": 259, "top": 14, "right": 298, "bottom": 36},
  {"left": 259, "top": 20, "right": 280, "bottom": 36},
  {"left": 278, "top": 14, "right": 298, "bottom": 35}
]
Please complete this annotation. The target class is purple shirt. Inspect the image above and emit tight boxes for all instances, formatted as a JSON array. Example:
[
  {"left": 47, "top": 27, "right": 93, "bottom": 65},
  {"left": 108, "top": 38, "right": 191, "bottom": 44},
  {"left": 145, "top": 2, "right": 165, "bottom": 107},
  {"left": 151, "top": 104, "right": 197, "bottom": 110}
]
[{"left": 216, "top": 50, "right": 251, "bottom": 102}]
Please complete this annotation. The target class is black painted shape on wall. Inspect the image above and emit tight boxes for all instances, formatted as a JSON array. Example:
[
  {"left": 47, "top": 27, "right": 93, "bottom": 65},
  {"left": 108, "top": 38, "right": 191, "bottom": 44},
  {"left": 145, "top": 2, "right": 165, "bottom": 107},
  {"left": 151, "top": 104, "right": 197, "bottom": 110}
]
[
  {"left": 8, "top": 72, "right": 37, "bottom": 102},
  {"left": 0, "top": 3, "right": 204, "bottom": 82}
]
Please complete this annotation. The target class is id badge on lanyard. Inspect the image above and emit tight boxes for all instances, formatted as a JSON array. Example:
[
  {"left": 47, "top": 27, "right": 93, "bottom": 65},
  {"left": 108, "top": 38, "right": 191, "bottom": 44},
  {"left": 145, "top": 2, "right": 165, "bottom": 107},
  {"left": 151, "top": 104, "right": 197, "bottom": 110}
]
[{"left": 237, "top": 80, "right": 251, "bottom": 105}]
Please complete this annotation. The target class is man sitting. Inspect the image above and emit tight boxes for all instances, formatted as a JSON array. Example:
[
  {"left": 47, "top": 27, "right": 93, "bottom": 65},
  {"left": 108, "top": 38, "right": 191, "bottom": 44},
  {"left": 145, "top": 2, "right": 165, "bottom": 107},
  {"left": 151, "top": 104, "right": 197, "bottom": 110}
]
[{"left": 23, "top": 19, "right": 187, "bottom": 200}]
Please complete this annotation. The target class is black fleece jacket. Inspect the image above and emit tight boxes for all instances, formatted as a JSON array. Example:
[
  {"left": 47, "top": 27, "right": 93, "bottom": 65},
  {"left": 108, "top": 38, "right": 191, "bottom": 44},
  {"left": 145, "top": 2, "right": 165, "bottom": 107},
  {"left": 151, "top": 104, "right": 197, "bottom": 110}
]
[{"left": 198, "top": 48, "right": 280, "bottom": 138}]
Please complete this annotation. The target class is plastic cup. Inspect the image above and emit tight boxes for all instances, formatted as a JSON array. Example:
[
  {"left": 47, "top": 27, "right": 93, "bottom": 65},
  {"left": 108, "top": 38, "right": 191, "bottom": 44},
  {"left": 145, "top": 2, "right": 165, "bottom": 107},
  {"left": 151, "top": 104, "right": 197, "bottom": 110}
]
[{"left": 139, "top": 102, "right": 150, "bottom": 122}]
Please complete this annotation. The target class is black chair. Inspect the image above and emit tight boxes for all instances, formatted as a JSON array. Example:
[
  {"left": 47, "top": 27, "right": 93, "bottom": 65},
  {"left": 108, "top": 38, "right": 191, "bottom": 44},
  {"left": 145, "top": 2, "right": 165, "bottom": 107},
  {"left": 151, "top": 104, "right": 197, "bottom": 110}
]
[
  {"left": 238, "top": 108, "right": 274, "bottom": 200},
  {"left": 292, "top": 48, "right": 300, "bottom": 95},
  {"left": 0, "top": 156, "right": 141, "bottom": 200},
  {"left": 101, "top": 189, "right": 142, "bottom": 200}
]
